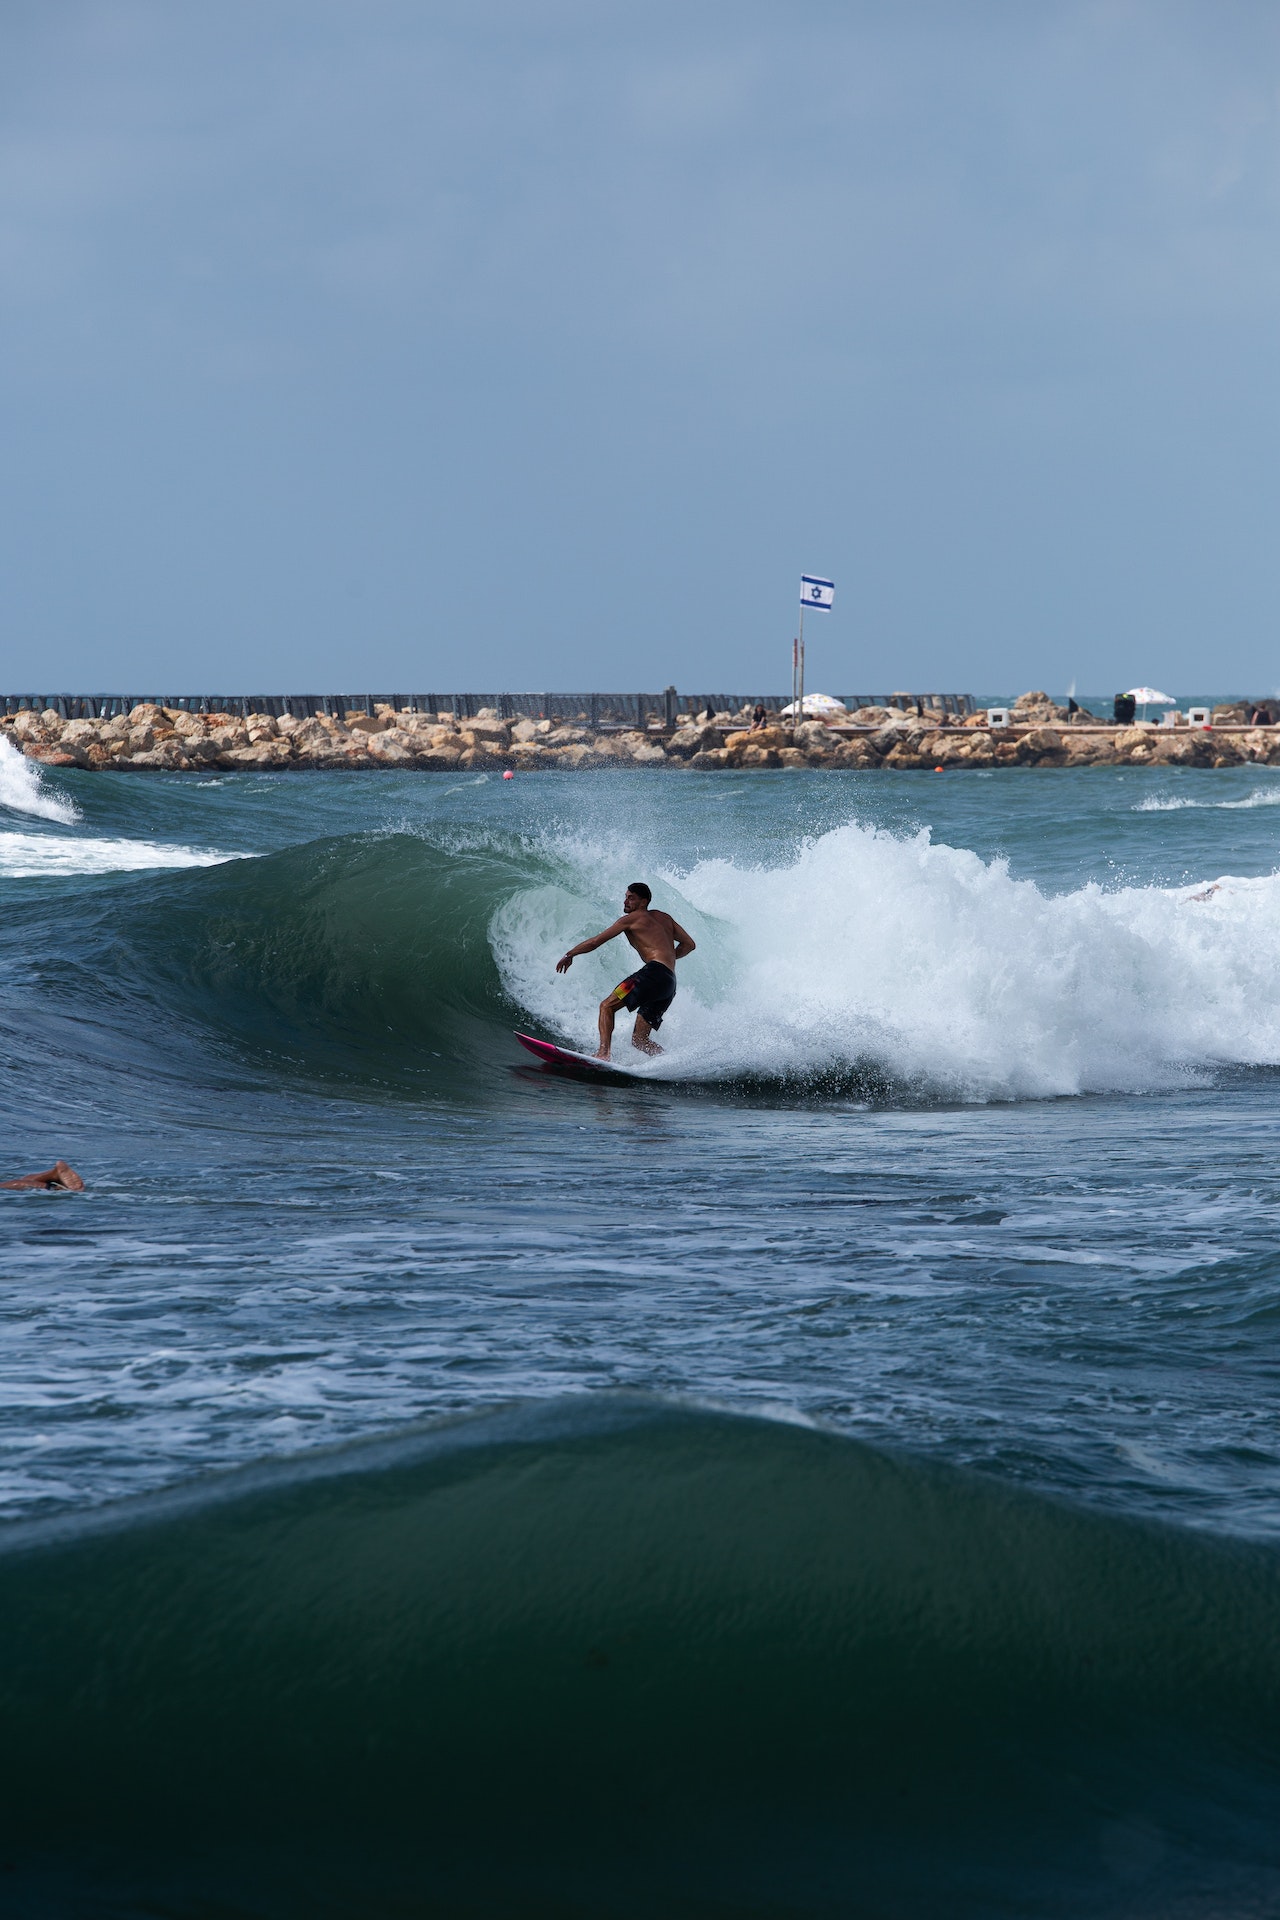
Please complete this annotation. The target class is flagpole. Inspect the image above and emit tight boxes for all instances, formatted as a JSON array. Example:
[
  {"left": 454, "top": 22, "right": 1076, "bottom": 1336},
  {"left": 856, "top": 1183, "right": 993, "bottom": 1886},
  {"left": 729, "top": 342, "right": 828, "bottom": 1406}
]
[
  {"left": 798, "top": 601, "right": 806, "bottom": 727},
  {"left": 791, "top": 631, "right": 798, "bottom": 742}
]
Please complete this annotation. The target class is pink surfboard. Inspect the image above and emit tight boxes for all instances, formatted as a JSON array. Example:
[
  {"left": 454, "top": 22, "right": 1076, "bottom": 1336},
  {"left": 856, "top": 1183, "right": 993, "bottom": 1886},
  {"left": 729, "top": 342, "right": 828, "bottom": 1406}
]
[{"left": 513, "top": 1032, "right": 642, "bottom": 1078}]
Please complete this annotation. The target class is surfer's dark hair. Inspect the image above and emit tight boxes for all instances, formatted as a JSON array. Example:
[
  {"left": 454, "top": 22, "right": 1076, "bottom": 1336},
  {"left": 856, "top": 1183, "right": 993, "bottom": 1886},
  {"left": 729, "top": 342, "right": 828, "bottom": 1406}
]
[{"left": 627, "top": 882, "right": 651, "bottom": 902}]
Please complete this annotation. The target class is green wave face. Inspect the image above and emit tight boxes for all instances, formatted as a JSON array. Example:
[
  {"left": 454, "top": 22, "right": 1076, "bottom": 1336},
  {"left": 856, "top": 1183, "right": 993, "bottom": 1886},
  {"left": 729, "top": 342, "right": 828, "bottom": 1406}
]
[
  {"left": 105, "top": 831, "right": 548, "bottom": 1083},
  {"left": 2, "top": 1397, "right": 1279, "bottom": 1917},
  {"left": 27, "top": 825, "right": 715, "bottom": 1093}
]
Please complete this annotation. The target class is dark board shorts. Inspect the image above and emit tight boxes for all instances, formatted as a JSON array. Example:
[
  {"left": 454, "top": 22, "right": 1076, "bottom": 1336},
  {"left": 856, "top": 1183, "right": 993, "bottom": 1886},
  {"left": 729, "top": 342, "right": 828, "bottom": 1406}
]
[{"left": 610, "top": 961, "right": 677, "bottom": 1029}]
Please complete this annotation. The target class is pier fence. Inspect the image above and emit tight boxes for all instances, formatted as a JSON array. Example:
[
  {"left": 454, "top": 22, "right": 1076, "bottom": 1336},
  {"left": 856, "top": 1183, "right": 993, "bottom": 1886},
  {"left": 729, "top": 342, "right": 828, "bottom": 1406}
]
[{"left": 0, "top": 691, "right": 975, "bottom": 724}]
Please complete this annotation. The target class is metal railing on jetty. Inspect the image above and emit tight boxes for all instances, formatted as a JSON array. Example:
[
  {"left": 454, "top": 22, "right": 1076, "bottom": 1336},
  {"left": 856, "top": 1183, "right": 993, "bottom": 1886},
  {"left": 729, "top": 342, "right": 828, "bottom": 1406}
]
[{"left": 0, "top": 691, "right": 976, "bottom": 724}]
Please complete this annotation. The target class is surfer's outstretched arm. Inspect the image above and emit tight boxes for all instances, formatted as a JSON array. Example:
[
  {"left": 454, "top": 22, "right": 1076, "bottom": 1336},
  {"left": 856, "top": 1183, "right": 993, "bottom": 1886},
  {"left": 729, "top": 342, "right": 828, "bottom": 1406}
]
[
  {"left": 556, "top": 916, "right": 632, "bottom": 973},
  {"left": 1, "top": 1161, "right": 84, "bottom": 1191}
]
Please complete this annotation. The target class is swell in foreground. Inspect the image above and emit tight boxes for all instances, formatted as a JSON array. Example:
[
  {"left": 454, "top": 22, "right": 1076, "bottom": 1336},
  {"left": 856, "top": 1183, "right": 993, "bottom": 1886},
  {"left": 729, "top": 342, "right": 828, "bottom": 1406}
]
[{"left": 3, "top": 1396, "right": 1280, "bottom": 1918}]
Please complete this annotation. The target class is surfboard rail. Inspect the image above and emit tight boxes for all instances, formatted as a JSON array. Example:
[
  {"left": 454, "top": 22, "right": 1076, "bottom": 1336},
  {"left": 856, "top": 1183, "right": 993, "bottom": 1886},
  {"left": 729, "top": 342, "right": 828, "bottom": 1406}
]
[{"left": 513, "top": 1032, "right": 641, "bottom": 1078}]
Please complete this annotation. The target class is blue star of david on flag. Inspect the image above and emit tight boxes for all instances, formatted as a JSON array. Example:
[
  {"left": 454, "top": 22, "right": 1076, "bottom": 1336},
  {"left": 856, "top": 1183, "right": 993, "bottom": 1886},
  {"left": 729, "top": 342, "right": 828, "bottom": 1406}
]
[{"left": 800, "top": 575, "right": 835, "bottom": 610}]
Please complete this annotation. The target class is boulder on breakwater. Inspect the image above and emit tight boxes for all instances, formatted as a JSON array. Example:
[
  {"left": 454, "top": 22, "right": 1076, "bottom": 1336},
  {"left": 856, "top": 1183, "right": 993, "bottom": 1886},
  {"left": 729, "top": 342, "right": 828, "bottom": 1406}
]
[{"left": 4, "top": 697, "right": 1278, "bottom": 771}]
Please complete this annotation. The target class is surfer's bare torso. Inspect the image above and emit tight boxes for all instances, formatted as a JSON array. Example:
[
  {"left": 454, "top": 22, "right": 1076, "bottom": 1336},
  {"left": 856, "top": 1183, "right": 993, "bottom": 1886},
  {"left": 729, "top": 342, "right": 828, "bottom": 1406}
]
[{"left": 609, "top": 907, "right": 686, "bottom": 971}]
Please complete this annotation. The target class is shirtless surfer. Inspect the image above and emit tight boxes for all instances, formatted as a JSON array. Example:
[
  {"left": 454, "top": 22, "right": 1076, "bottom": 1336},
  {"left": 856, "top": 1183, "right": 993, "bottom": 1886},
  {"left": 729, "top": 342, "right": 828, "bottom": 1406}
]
[
  {"left": 1, "top": 1161, "right": 84, "bottom": 1191},
  {"left": 556, "top": 883, "right": 696, "bottom": 1059}
]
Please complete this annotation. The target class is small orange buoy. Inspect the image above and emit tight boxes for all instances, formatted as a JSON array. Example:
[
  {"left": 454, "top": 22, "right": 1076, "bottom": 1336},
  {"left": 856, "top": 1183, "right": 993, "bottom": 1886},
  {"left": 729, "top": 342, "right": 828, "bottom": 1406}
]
[{"left": 934, "top": 765, "right": 944, "bottom": 772}]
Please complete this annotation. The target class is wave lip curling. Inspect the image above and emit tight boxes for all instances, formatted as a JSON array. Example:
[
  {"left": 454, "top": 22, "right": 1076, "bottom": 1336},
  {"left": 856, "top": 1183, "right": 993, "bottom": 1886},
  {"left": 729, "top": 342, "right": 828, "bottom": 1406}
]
[
  {"left": 495, "top": 820, "right": 1280, "bottom": 1099},
  {"left": 0, "top": 731, "right": 79, "bottom": 823}
]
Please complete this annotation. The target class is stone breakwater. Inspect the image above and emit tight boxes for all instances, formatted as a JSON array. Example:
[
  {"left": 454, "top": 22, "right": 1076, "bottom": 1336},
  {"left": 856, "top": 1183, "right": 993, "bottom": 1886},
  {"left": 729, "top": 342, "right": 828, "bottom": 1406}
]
[{"left": 6, "top": 692, "right": 1278, "bottom": 773}]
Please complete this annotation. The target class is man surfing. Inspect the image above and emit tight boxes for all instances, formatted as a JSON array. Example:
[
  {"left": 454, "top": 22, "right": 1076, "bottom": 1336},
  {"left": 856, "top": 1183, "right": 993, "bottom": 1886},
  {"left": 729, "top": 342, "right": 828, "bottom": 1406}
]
[{"left": 556, "top": 883, "right": 696, "bottom": 1059}]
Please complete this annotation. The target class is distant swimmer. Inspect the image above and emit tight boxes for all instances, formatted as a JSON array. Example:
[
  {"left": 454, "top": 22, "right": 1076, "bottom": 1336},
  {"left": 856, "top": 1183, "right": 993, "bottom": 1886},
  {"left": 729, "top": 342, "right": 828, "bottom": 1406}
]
[
  {"left": 1, "top": 1161, "right": 84, "bottom": 1191},
  {"left": 556, "top": 882, "right": 696, "bottom": 1059},
  {"left": 1188, "top": 879, "right": 1253, "bottom": 903}
]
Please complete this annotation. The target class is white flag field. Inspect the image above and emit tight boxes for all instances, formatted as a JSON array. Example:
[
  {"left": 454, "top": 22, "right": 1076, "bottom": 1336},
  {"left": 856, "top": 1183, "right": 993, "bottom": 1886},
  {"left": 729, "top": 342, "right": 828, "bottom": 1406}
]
[{"left": 800, "top": 575, "right": 835, "bottom": 610}]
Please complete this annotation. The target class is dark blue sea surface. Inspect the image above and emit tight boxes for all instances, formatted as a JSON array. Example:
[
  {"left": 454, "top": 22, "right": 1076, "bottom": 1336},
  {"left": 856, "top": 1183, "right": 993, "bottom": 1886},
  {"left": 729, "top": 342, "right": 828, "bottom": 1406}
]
[{"left": 2, "top": 742, "right": 1280, "bottom": 1917}]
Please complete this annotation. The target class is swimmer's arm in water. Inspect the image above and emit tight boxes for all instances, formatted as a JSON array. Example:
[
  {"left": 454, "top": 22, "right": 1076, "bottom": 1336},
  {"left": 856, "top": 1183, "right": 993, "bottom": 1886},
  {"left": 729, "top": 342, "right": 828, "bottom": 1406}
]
[
  {"left": 556, "top": 915, "right": 634, "bottom": 972},
  {"left": 1, "top": 1161, "right": 84, "bottom": 1191}
]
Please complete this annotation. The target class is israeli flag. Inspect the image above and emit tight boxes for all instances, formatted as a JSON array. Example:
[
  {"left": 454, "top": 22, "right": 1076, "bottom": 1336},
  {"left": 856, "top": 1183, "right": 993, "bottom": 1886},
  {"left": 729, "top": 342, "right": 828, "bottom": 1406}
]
[{"left": 800, "top": 575, "right": 835, "bottom": 610}]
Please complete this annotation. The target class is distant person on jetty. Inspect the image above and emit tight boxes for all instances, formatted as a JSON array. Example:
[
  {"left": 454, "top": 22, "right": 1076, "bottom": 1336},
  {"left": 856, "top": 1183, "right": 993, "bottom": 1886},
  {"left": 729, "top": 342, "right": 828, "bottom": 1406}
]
[
  {"left": 556, "top": 883, "right": 696, "bottom": 1059},
  {"left": 1, "top": 1160, "right": 84, "bottom": 1191}
]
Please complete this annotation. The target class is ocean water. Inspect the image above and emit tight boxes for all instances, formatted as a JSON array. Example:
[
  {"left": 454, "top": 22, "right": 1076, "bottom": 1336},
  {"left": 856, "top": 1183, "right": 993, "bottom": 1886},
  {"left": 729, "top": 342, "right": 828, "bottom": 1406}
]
[{"left": 3, "top": 736, "right": 1280, "bottom": 1917}]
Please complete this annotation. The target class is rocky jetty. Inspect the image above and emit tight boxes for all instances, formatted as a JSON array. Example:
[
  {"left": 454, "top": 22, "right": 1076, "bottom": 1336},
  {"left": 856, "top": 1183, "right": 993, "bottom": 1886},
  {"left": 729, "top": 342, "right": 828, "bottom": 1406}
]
[{"left": 4, "top": 693, "right": 1277, "bottom": 772}]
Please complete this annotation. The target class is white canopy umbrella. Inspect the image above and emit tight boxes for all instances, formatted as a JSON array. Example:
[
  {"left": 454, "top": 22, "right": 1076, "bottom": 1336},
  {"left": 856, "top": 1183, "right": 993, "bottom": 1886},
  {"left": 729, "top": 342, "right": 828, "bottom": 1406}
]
[
  {"left": 779, "top": 692, "right": 848, "bottom": 718},
  {"left": 1124, "top": 685, "right": 1175, "bottom": 721}
]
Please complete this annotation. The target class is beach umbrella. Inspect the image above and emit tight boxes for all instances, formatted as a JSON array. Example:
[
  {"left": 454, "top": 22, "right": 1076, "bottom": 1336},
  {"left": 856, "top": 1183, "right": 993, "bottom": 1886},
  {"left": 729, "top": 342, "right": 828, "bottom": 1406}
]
[
  {"left": 1124, "top": 686, "right": 1174, "bottom": 721},
  {"left": 780, "top": 692, "right": 848, "bottom": 717}
]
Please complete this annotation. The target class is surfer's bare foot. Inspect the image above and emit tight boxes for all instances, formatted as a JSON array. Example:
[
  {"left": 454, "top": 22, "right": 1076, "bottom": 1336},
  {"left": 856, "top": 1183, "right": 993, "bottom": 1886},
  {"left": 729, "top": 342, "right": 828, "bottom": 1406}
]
[
  {"left": 594, "top": 1048, "right": 612, "bottom": 1061},
  {"left": 632, "top": 1014, "right": 663, "bottom": 1056},
  {"left": 1, "top": 1160, "right": 84, "bottom": 1191}
]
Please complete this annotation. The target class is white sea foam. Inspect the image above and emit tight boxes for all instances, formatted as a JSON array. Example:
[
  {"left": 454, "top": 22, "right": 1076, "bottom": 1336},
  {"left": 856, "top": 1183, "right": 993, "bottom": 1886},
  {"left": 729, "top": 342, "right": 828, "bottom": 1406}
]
[
  {"left": 1134, "top": 789, "right": 1280, "bottom": 813},
  {"left": 0, "top": 832, "right": 240, "bottom": 880},
  {"left": 0, "top": 732, "right": 79, "bottom": 823},
  {"left": 490, "top": 821, "right": 1280, "bottom": 1099}
]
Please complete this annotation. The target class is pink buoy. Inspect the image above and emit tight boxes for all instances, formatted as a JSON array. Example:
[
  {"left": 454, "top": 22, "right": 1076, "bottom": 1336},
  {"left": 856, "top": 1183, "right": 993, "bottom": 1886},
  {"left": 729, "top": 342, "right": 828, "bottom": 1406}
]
[{"left": 503, "top": 769, "right": 515, "bottom": 780}]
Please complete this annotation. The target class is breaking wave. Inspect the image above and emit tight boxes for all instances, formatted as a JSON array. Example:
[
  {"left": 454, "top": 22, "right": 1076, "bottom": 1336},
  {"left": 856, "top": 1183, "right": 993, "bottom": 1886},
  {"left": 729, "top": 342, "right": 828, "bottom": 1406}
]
[
  {"left": 0, "top": 731, "right": 79, "bottom": 823},
  {"left": 0, "top": 736, "right": 241, "bottom": 874},
  {"left": 12, "top": 817, "right": 1280, "bottom": 1099},
  {"left": 494, "top": 820, "right": 1280, "bottom": 1097},
  {"left": 0, "top": 829, "right": 240, "bottom": 878},
  {"left": 1134, "top": 787, "right": 1280, "bottom": 812}
]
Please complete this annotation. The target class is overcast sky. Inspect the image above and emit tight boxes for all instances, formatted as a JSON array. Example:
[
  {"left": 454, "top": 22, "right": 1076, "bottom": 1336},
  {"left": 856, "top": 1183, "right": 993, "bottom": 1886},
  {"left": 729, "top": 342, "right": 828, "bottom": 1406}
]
[{"left": 2, "top": 1, "right": 1278, "bottom": 697}]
